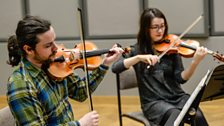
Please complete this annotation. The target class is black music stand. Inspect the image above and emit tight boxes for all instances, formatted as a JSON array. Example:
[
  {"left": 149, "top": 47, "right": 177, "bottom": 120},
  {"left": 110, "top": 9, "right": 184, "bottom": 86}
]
[
  {"left": 201, "top": 64, "right": 224, "bottom": 102},
  {"left": 165, "top": 64, "right": 224, "bottom": 126}
]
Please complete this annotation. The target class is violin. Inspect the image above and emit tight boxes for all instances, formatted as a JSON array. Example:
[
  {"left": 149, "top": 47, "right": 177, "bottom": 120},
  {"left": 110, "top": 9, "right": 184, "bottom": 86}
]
[
  {"left": 47, "top": 41, "right": 130, "bottom": 80},
  {"left": 153, "top": 34, "right": 224, "bottom": 62}
]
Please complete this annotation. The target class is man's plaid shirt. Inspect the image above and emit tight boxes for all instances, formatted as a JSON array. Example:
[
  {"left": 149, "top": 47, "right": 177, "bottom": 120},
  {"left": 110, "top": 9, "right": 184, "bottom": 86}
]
[{"left": 7, "top": 58, "right": 108, "bottom": 126}]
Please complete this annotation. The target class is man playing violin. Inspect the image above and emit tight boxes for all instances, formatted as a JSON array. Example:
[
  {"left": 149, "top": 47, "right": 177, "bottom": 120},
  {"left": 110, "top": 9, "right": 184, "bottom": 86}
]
[
  {"left": 112, "top": 8, "right": 209, "bottom": 125},
  {"left": 7, "top": 16, "right": 123, "bottom": 126}
]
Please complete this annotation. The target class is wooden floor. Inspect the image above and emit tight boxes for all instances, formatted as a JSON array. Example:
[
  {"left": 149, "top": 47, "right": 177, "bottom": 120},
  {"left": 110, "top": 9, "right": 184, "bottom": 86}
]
[{"left": 1, "top": 95, "right": 224, "bottom": 126}]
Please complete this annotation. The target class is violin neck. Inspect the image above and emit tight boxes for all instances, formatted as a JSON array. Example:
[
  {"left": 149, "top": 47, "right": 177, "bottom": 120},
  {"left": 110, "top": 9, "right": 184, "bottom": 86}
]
[
  {"left": 179, "top": 42, "right": 196, "bottom": 51},
  {"left": 80, "top": 49, "right": 110, "bottom": 59},
  {"left": 180, "top": 42, "right": 214, "bottom": 55},
  {"left": 179, "top": 41, "right": 224, "bottom": 62}
]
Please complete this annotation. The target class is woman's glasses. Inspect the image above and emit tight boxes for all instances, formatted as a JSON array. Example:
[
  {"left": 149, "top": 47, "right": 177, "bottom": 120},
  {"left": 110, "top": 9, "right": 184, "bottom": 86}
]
[{"left": 150, "top": 25, "right": 166, "bottom": 32}]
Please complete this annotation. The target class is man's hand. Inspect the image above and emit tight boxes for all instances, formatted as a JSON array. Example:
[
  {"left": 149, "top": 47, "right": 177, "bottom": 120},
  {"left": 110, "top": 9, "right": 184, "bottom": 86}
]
[
  {"left": 102, "top": 44, "right": 124, "bottom": 66},
  {"left": 79, "top": 110, "right": 99, "bottom": 126}
]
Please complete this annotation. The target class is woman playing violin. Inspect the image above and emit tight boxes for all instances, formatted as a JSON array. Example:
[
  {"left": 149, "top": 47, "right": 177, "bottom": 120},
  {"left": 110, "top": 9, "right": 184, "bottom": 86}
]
[
  {"left": 7, "top": 16, "right": 123, "bottom": 126},
  {"left": 112, "top": 8, "right": 208, "bottom": 125}
]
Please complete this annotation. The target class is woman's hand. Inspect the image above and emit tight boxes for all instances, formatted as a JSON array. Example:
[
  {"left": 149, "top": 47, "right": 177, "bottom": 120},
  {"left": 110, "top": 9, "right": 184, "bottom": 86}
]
[
  {"left": 137, "top": 54, "right": 159, "bottom": 66},
  {"left": 193, "top": 46, "right": 208, "bottom": 64},
  {"left": 181, "top": 46, "right": 208, "bottom": 80}
]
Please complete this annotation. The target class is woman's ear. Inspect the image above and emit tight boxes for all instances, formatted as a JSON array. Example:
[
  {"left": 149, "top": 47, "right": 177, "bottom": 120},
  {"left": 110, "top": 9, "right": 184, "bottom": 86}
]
[{"left": 23, "top": 45, "right": 33, "bottom": 55}]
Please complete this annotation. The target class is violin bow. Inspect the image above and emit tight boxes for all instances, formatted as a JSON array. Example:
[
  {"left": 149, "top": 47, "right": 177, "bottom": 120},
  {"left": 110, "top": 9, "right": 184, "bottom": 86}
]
[
  {"left": 77, "top": 8, "right": 94, "bottom": 111},
  {"left": 158, "top": 15, "right": 203, "bottom": 60}
]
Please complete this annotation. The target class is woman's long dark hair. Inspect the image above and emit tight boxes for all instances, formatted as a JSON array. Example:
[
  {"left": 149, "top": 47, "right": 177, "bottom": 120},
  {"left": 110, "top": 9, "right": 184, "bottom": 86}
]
[
  {"left": 137, "top": 8, "right": 168, "bottom": 55},
  {"left": 7, "top": 16, "right": 51, "bottom": 67}
]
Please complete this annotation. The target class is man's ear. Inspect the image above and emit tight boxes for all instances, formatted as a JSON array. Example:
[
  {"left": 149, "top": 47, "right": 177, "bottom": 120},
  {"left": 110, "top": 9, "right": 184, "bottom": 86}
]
[{"left": 23, "top": 45, "right": 33, "bottom": 55}]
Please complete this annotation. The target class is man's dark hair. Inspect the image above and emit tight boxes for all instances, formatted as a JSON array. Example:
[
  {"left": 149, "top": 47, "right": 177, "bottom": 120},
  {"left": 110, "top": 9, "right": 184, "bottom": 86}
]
[{"left": 7, "top": 16, "right": 51, "bottom": 66}]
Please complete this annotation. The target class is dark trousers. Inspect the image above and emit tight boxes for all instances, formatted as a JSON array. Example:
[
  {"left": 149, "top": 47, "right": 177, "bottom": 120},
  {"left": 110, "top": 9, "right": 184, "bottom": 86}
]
[{"left": 160, "top": 108, "right": 208, "bottom": 126}]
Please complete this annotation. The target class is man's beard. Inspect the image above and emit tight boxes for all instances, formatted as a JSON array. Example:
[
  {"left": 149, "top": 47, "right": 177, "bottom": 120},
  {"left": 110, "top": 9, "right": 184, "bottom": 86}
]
[
  {"left": 40, "top": 51, "right": 57, "bottom": 71},
  {"left": 41, "top": 59, "right": 52, "bottom": 71}
]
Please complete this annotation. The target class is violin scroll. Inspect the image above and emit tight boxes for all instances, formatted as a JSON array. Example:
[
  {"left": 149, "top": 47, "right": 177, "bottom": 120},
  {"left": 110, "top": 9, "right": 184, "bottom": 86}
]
[{"left": 212, "top": 51, "right": 224, "bottom": 63}]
